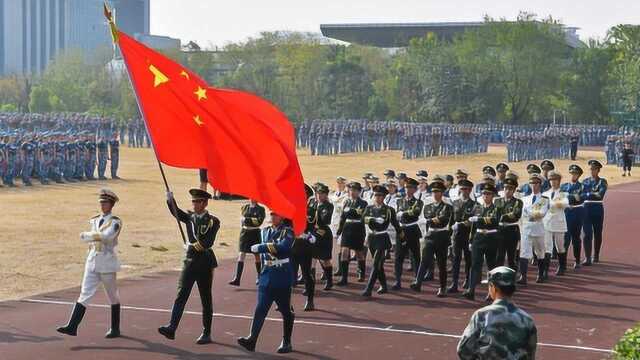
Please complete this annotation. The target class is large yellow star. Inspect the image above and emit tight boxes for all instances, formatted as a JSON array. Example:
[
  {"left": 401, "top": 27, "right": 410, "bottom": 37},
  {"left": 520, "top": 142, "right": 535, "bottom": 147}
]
[
  {"left": 149, "top": 65, "right": 169, "bottom": 87},
  {"left": 193, "top": 115, "right": 204, "bottom": 126},
  {"left": 194, "top": 86, "right": 207, "bottom": 101}
]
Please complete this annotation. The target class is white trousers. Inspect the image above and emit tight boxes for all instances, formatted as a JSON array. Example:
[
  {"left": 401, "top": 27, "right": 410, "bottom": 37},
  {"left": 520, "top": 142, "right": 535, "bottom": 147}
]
[
  {"left": 78, "top": 271, "right": 120, "bottom": 306},
  {"left": 545, "top": 231, "right": 566, "bottom": 254},
  {"left": 520, "top": 235, "right": 546, "bottom": 259}
]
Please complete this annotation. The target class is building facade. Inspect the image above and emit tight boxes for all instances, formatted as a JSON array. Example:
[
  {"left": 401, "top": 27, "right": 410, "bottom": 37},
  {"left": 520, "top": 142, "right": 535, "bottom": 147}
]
[{"left": 0, "top": 0, "right": 150, "bottom": 76}]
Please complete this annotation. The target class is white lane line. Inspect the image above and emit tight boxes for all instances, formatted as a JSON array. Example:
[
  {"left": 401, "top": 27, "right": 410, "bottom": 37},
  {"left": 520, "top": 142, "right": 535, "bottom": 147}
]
[
  {"left": 22, "top": 298, "right": 614, "bottom": 354},
  {"left": 610, "top": 190, "right": 640, "bottom": 194}
]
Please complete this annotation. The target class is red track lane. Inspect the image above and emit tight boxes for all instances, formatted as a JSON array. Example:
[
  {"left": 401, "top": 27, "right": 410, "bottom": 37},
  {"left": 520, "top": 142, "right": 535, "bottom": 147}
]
[{"left": 2, "top": 183, "right": 639, "bottom": 360}]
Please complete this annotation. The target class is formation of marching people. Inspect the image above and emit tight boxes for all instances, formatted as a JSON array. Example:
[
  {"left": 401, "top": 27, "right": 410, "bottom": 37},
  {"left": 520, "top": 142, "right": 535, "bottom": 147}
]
[
  {"left": 295, "top": 119, "right": 616, "bottom": 161},
  {"left": 605, "top": 132, "right": 638, "bottom": 176},
  {"left": 228, "top": 158, "right": 608, "bottom": 306}
]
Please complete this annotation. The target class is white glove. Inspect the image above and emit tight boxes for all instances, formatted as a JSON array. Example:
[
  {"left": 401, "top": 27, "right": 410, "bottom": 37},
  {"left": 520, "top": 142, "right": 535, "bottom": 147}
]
[
  {"left": 307, "top": 234, "right": 317, "bottom": 244},
  {"left": 375, "top": 218, "right": 385, "bottom": 224},
  {"left": 250, "top": 244, "right": 261, "bottom": 253},
  {"left": 166, "top": 191, "right": 174, "bottom": 201},
  {"left": 396, "top": 211, "right": 404, "bottom": 220},
  {"left": 469, "top": 243, "right": 473, "bottom": 251},
  {"left": 452, "top": 223, "right": 459, "bottom": 231},
  {"left": 469, "top": 216, "right": 479, "bottom": 223},
  {"left": 343, "top": 207, "right": 350, "bottom": 213},
  {"left": 80, "top": 232, "right": 91, "bottom": 242},
  {"left": 240, "top": 216, "right": 246, "bottom": 225}
]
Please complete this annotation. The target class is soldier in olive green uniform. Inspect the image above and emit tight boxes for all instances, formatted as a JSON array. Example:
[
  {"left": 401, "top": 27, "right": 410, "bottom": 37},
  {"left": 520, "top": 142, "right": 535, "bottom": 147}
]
[
  {"left": 457, "top": 266, "right": 537, "bottom": 359},
  {"left": 229, "top": 200, "right": 266, "bottom": 286},
  {"left": 336, "top": 181, "right": 368, "bottom": 285},
  {"left": 448, "top": 179, "right": 476, "bottom": 294},
  {"left": 495, "top": 176, "right": 523, "bottom": 271},
  {"left": 362, "top": 185, "right": 404, "bottom": 297},
  {"left": 393, "top": 177, "right": 423, "bottom": 290},
  {"left": 463, "top": 183, "right": 501, "bottom": 301},
  {"left": 159, "top": 189, "right": 220, "bottom": 345},
  {"left": 410, "top": 181, "right": 453, "bottom": 296},
  {"left": 308, "top": 184, "right": 335, "bottom": 290}
]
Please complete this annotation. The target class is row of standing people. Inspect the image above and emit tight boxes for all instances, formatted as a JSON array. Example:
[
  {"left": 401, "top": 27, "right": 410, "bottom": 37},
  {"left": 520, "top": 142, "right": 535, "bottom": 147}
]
[{"left": 505, "top": 130, "right": 580, "bottom": 162}]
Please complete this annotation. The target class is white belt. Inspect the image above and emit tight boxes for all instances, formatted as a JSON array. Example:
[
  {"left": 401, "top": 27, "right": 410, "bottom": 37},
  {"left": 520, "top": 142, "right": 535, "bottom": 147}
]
[
  {"left": 499, "top": 222, "right": 519, "bottom": 227},
  {"left": 428, "top": 227, "right": 450, "bottom": 233},
  {"left": 476, "top": 229, "right": 498, "bottom": 234},
  {"left": 242, "top": 226, "right": 261, "bottom": 230},
  {"left": 372, "top": 230, "right": 389, "bottom": 235},
  {"left": 345, "top": 219, "right": 362, "bottom": 223},
  {"left": 569, "top": 204, "right": 584, "bottom": 209},
  {"left": 264, "top": 258, "right": 289, "bottom": 267},
  {"left": 584, "top": 200, "right": 603, "bottom": 204},
  {"left": 400, "top": 221, "right": 419, "bottom": 228}
]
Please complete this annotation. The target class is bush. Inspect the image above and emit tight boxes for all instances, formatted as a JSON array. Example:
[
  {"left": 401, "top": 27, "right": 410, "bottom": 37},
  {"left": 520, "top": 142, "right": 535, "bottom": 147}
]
[{"left": 614, "top": 324, "right": 640, "bottom": 359}]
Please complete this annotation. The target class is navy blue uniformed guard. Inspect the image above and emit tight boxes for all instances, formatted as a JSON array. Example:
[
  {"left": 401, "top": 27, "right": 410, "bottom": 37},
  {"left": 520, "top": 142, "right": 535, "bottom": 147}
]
[
  {"left": 581, "top": 160, "right": 607, "bottom": 265},
  {"left": 561, "top": 164, "right": 585, "bottom": 268},
  {"left": 518, "top": 163, "right": 542, "bottom": 196},
  {"left": 238, "top": 211, "right": 296, "bottom": 354}
]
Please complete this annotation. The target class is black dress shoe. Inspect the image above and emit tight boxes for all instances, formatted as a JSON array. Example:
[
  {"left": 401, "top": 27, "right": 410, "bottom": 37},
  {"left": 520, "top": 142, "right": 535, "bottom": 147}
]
[
  {"left": 196, "top": 333, "right": 212, "bottom": 344},
  {"left": 376, "top": 287, "right": 388, "bottom": 295},
  {"left": 228, "top": 279, "right": 240, "bottom": 286},
  {"left": 303, "top": 300, "right": 315, "bottom": 311},
  {"left": 361, "top": 289, "right": 372, "bottom": 297},
  {"left": 582, "top": 258, "right": 592, "bottom": 266},
  {"left": 574, "top": 262, "right": 581, "bottom": 269},
  {"left": 447, "top": 285, "right": 459, "bottom": 294},
  {"left": 158, "top": 326, "right": 175, "bottom": 340},
  {"left": 462, "top": 290, "right": 475, "bottom": 300},
  {"left": 593, "top": 255, "right": 600, "bottom": 263},
  {"left": 237, "top": 336, "right": 256, "bottom": 351},
  {"left": 105, "top": 329, "right": 120, "bottom": 338},
  {"left": 391, "top": 283, "right": 401, "bottom": 290},
  {"left": 277, "top": 341, "right": 293, "bottom": 353},
  {"left": 436, "top": 288, "right": 446, "bottom": 297},
  {"left": 409, "top": 283, "right": 421, "bottom": 292}
]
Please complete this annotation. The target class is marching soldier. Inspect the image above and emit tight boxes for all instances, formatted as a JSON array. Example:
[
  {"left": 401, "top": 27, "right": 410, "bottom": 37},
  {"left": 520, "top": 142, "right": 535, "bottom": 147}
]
[
  {"left": 448, "top": 179, "right": 476, "bottom": 293},
  {"left": 229, "top": 200, "right": 266, "bottom": 286},
  {"left": 519, "top": 174, "right": 550, "bottom": 284},
  {"left": 495, "top": 175, "right": 523, "bottom": 271},
  {"left": 463, "top": 183, "right": 501, "bottom": 301},
  {"left": 393, "top": 178, "right": 423, "bottom": 290},
  {"left": 582, "top": 160, "right": 607, "bottom": 264},
  {"left": 336, "top": 181, "right": 369, "bottom": 285},
  {"left": 362, "top": 185, "right": 403, "bottom": 297},
  {"left": 159, "top": 189, "right": 220, "bottom": 345},
  {"left": 308, "top": 184, "right": 335, "bottom": 290},
  {"left": 561, "top": 164, "right": 585, "bottom": 268},
  {"left": 57, "top": 189, "right": 123, "bottom": 338},
  {"left": 238, "top": 212, "right": 296, "bottom": 354},
  {"left": 410, "top": 180, "right": 452, "bottom": 296},
  {"left": 543, "top": 171, "right": 570, "bottom": 276},
  {"left": 457, "top": 266, "right": 537, "bottom": 359}
]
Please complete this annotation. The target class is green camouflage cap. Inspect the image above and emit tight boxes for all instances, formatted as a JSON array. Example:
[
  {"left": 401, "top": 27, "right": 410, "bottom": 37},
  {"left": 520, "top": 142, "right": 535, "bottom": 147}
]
[{"left": 488, "top": 266, "right": 516, "bottom": 287}]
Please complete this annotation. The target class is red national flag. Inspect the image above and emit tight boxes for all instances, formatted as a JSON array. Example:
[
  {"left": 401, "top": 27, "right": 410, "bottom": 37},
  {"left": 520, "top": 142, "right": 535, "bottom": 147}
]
[{"left": 116, "top": 30, "right": 307, "bottom": 234}]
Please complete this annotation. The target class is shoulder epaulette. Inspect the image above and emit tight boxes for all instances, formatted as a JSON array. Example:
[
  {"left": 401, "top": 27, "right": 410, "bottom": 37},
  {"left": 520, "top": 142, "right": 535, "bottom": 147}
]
[
  {"left": 111, "top": 215, "right": 121, "bottom": 221},
  {"left": 91, "top": 214, "right": 100, "bottom": 219}
]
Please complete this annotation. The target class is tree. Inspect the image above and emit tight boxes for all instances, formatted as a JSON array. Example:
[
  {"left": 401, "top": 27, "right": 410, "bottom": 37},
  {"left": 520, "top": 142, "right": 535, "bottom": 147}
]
[{"left": 28, "top": 86, "right": 52, "bottom": 113}]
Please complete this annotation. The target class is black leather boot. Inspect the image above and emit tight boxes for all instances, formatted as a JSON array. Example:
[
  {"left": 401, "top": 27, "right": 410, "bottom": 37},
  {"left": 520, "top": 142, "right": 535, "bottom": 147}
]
[
  {"left": 336, "top": 261, "right": 349, "bottom": 286},
  {"left": 196, "top": 310, "right": 212, "bottom": 344},
  {"left": 105, "top": 304, "right": 121, "bottom": 338},
  {"left": 517, "top": 259, "right": 528, "bottom": 286},
  {"left": 556, "top": 253, "right": 566, "bottom": 276},
  {"left": 536, "top": 257, "right": 545, "bottom": 283},
  {"left": 357, "top": 260, "right": 366, "bottom": 282},
  {"left": 543, "top": 254, "right": 551, "bottom": 280},
  {"left": 56, "top": 302, "right": 86, "bottom": 336},
  {"left": 237, "top": 336, "right": 257, "bottom": 352},
  {"left": 323, "top": 266, "right": 333, "bottom": 290},
  {"left": 228, "top": 261, "right": 244, "bottom": 286},
  {"left": 277, "top": 313, "right": 294, "bottom": 353}
]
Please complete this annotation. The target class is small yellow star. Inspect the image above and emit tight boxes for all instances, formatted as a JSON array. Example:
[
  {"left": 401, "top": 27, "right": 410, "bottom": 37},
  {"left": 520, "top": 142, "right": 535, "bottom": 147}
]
[
  {"left": 194, "top": 86, "right": 207, "bottom": 101},
  {"left": 193, "top": 115, "right": 204, "bottom": 126},
  {"left": 180, "top": 70, "right": 190, "bottom": 79}
]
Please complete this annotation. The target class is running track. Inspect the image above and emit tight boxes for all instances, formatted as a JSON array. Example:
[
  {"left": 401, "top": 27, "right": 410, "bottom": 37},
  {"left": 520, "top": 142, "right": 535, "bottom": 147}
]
[{"left": 2, "top": 182, "right": 639, "bottom": 359}]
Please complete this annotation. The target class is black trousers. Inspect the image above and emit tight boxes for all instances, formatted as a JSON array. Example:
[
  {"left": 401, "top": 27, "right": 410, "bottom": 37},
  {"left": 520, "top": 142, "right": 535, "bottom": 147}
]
[
  {"left": 451, "top": 226, "right": 471, "bottom": 288},
  {"left": 169, "top": 259, "right": 213, "bottom": 332},
  {"left": 394, "top": 225, "right": 421, "bottom": 284},
  {"left": 417, "top": 231, "right": 450, "bottom": 289},
  {"left": 469, "top": 234, "right": 498, "bottom": 293},
  {"left": 291, "top": 253, "right": 314, "bottom": 301},
  {"left": 496, "top": 226, "right": 520, "bottom": 270}
]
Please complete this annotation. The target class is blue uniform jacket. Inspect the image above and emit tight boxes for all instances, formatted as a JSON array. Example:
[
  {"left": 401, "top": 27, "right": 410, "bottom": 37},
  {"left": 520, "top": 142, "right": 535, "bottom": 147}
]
[
  {"left": 581, "top": 177, "right": 607, "bottom": 203},
  {"left": 561, "top": 181, "right": 584, "bottom": 219},
  {"left": 256, "top": 224, "right": 295, "bottom": 289}
]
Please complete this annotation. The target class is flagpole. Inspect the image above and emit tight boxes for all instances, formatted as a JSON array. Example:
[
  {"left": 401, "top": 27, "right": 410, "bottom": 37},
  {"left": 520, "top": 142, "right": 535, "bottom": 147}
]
[{"left": 104, "top": 2, "right": 187, "bottom": 245}]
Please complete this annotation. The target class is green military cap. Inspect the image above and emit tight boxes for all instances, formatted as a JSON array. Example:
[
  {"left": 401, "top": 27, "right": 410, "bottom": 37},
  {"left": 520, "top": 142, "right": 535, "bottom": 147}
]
[
  {"left": 304, "top": 183, "right": 315, "bottom": 198},
  {"left": 528, "top": 173, "right": 544, "bottom": 184},
  {"left": 505, "top": 170, "right": 519, "bottom": 180},
  {"left": 429, "top": 181, "right": 446, "bottom": 192},
  {"left": 488, "top": 266, "right": 516, "bottom": 287},
  {"left": 405, "top": 177, "right": 419, "bottom": 187},
  {"left": 347, "top": 181, "right": 362, "bottom": 191},
  {"left": 481, "top": 183, "right": 498, "bottom": 195},
  {"left": 189, "top": 188, "right": 212, "bottom": 200},
  {"left": 315, "top": 183, "right": 330, "bottom": 194},
  {"left": 526, "top": 163, "right": 542, "bottom": 174},
  {"left": 458, "top": 179, "right": 474, "bottom": 189},
  {"left": 372, "top": 185, "right": 388, "bottom": 196},
  {"left": 431, "top": 174, "right": 446, "bottom": 183},
  {"left": 504, "top": 177, "right": 518, "bottom": 188}
]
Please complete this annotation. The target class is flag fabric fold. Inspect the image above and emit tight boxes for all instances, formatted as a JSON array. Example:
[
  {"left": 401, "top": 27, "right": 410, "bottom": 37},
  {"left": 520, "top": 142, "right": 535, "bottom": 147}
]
[{"left": 116, "top": 30, "right": 307, "bottom": 234}]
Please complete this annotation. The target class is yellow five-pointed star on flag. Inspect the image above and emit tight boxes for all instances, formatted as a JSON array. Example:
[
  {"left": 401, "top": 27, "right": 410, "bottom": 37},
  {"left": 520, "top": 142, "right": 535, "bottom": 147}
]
[
  {"left": 149, "top": 64, "right": 169, "bottom": 87},
  {"left": 195, "top": 86, "right": 207, "bottom": 101},
  {"left": 193, "top": 114, "right": 204, "bottom": 126},
  {"left": 180, "top": 70, "right": 190, "bottom": 79}
]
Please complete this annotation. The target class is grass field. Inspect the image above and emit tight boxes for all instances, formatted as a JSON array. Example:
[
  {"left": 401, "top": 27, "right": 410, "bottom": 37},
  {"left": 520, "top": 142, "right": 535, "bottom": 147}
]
[{"left": 0, "top": 144, "right": 632, "bottom": 301}]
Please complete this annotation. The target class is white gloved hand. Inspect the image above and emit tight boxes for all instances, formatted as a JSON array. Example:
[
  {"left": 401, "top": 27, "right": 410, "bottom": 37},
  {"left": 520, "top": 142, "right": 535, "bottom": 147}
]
[
  {"left": 469, "top": 243, "right": 473, "bottom": 251},
  {"left": 396, "top": 211, "right": 404, "bottom": 220},
  {"left": 80, "top": 232, "right": 90, "bottom": 242},
  {"left": 375, "top": 218, "right": 385, "bottom": 224},
  {"left": 250, "top": 244, "right": 261, "bottom": 253},
  {"left": 166, "top": 191, "right": 174, "bottom": 201},
  {"left": 469, "top": 216, "right": 479, "bottom": 223},
  {"left": 452, "top": 223, "right": 459, "bottom": 231},
  {"left": 343, "top": 207, "right": 350, "bottom": 213},
  {"left": 307, "top": 234, "right": 317, "bottom": 244}
]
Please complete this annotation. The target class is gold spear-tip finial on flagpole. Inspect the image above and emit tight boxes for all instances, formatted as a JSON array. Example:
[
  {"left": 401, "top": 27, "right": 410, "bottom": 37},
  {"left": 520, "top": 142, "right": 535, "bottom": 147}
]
[{"left": 103, "top": 1, "right": 119, "bottom": 43}]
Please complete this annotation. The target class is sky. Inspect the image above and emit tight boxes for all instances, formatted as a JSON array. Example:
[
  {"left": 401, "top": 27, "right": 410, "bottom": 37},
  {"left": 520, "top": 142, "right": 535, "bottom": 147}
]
[{"left": 150, "top": 0, "right": 640, "bottom": 48}]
